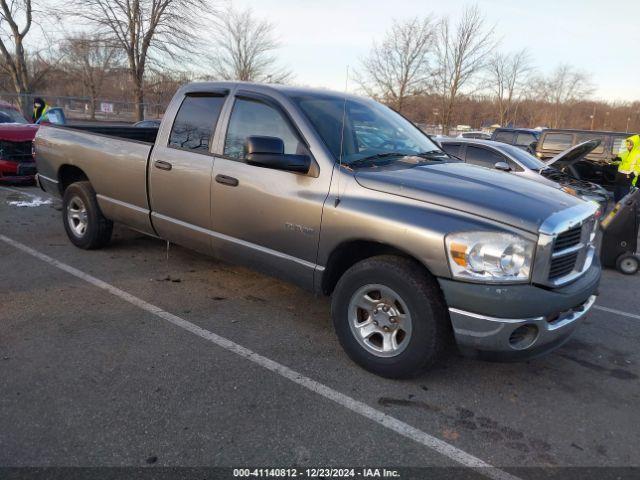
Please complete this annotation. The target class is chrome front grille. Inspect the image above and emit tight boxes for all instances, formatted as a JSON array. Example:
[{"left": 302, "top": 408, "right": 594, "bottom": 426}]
[
  {"left": 553, "top": 226, "right": 582, "bottom": 253},
  {"left": 531, "top": 202, "right": 600, "bottom": 288},
  {"left": 549, "top": 251, "right": 579, "bottom": 279}
]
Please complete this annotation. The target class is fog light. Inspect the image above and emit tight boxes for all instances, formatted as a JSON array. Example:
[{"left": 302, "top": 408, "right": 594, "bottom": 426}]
[{"left": 509, "top": 324, "right": 539, "bottom": 350}]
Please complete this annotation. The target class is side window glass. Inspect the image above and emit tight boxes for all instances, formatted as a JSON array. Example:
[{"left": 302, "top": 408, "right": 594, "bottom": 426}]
[
  {"left": 466, "top": 146, "right": 504, "bottom": 168},
  {"left": 506, "top": 159, "right": 524, "bottom": 172},
  {"left": 612, "top": 136, "right": 628, "bottom": 155},
  {"left": 515, "top": 133, "right": 536, "bottom": 147},
  {"left": 494, "top": 132, "right": 514, "bottom": 144},
  {"left": 576, "top": 134, "right": 605, "bottom": 154},
  {"left": 168, "top": 95, "right": 226, "bottom": 153},
  {"left": 542, "top": 133, "right": 573, "bottom": 151},
  {"left": 224, "top": 98, "right": 302, "bottom": 160},
  {"left": 441, "top": 143, "right": 460, "bottom": 158}
]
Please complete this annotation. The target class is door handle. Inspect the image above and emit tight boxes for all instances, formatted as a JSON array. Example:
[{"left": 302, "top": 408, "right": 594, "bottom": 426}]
[
  {"left": 215, "top": 174, "right": 239, "bottom": 187},
  {"left": 154, "top": 160, "right": 172, "bottom": 171}
]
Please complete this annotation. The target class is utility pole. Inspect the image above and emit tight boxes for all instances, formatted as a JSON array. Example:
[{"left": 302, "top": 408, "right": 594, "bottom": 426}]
[
  {"left": 590, "top": 104, "right": 596, "bottom": 130},
  {"left": 626, "top": 117, "right": 631, "bottom": 133}
]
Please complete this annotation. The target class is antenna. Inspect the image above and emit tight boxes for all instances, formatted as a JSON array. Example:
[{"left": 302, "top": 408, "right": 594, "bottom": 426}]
[{"left": 335, "top": 65, "right": 349, "bottom": 208}]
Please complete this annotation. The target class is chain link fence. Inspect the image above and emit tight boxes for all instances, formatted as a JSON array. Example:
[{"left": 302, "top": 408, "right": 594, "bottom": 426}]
[{"left": 0, "top": 93, "right": 168, "bottom": 123}]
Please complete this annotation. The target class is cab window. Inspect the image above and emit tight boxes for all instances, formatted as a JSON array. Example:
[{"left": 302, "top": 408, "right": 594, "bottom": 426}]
[
  {"left": 168, "top": 95, "right": 226, "bottom": 153},
  {"left": 224, "top": 98, "right": 303, "bottom": 160}
]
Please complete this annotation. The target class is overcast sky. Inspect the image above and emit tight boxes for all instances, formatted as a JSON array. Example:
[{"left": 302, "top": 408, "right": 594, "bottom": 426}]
[{"left": 231, "top": 0, "right": 639, "bottom": 102}]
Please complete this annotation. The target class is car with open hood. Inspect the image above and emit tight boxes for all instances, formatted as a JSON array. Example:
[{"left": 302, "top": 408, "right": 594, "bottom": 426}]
[
  {"left": 438, "top": 137, "right": 609, "bottom": 209},
  {"left": 535, "top": 128, "right": 637, "bottom": 190}
]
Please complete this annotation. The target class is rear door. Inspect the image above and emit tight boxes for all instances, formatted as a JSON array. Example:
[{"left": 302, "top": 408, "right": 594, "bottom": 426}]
[{"left": 148, "top": 92, "right": 227, "bottom": 253}]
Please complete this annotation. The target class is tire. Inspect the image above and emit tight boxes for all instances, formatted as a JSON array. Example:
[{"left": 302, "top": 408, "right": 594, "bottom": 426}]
[
  {"left": 62, "top": 181, "right": 113, "bottom": 249},
  {"left": 331, "top": 255, "right": 450, "bottom": 378},
  {"left": 616, "top": 253, "right": 639, "bottom": 275}
]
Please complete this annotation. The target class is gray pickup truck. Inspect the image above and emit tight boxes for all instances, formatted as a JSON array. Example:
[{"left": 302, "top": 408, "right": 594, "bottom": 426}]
[{"left": 34, "top": 82, "right": 601, "bottom": 378}]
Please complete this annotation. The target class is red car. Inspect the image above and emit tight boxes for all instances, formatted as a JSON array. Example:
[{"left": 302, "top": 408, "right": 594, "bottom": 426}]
[{"left": 0, "top": 101, "right": 39, "bottom": 184}]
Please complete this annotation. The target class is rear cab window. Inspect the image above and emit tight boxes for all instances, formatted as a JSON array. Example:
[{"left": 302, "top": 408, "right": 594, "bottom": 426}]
[
  {"left": 223, "top": 98, "right": 304, "bottom": 160},
  {"left": 168, "top": 95, "right": 226, "bottom": 153},
  {"left": 541, "top": 133, "right": 573, "bottom": 151}
]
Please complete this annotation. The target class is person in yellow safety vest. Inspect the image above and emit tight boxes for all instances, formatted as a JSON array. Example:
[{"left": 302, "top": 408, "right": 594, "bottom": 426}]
[
  {"left": 32, "top": 97, "right": 49, "bottom": 124},
  {"left": 614, "top": 134, "right": 640, "bottom": 202}
]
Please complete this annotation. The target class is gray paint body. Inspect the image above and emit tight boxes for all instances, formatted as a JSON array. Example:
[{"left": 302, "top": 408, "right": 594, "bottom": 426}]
[{"left": 34, "top": 81, "right": 601, "bottom": 356}]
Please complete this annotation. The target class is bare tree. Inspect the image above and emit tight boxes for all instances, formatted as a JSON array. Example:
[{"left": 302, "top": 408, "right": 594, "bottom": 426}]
[
  {"left": 355, "top": 16, "right": 435, "bottom": 113},
  {"left": 487, "top": 49, "right": 532, "bottom": 126},
  {"left": 212, "top": 6, "right": 292, "bottom": 83},
  {"left": 434, "top": 5, "right": 496, "bottom": 134},
  {"left": 70, "top": 0, "right": 212, "bottom": 121},
  {"left": 535, "top": 64, "right": 594, "bottom": 127},
  {"left": 61, "top": 35, "right": 122, "bottom": 119},
  {"left": 0, "top": 0, "right": 35, "bottom": 115}
]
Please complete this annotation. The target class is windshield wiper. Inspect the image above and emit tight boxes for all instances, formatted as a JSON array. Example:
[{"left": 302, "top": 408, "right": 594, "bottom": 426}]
[
  {"left": 347, "top": 152, "right": 407, "bottom": 167},
  {"left": 415, "top": 150, "right": 451, "bottom": 160}
]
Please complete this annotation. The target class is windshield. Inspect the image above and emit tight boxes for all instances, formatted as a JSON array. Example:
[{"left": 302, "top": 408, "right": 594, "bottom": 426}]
[
  {"left": 496, "top": 143, "right": 547, "bottom": 170},
  {"left": 0, "top": 107, "right": 28, "bottom": 124},
  {"left": 291, "top": 94, "right": 443, "bottom": 166}
]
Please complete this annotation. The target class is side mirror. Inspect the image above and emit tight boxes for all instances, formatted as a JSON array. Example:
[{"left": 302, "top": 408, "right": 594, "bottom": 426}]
[
  {"left": 494, "top": 161, "right": 511, "bottom": 172},
  {"left": 245, "top": 136, "right": 310, "bottom": 173}
]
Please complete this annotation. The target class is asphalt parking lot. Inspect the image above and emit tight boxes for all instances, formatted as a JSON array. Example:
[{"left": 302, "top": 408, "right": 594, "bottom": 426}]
[{"left": 1, "top": 185, "right": 639, "bottom": 479}]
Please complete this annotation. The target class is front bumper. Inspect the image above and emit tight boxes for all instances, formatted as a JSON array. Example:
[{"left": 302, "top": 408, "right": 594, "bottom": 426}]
[
  {"left": 439, "top": 260, "right": 601, "bottom": 359},
  {"left": 449, "top": 294, "right": 596, "bottom": 359},
  {"left": 0, "top": 160, "right": 36, "bottom": 184}
]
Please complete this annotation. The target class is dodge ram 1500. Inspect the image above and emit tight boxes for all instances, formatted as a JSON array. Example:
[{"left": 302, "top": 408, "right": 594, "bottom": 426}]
[{"left": 34, "top": 82, "right": 601, "bottom": 378}]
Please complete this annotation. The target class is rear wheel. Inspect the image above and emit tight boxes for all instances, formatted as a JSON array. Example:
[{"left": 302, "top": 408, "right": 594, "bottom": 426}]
[
  {"left": 616, "top": 253, "right": 639, "bottom": 275},
  {"left": 63, "top": 181, "right": 113, "bottom": 249},
  {"left": 331, "top": 255, "right": 450, "bottom": 378}
]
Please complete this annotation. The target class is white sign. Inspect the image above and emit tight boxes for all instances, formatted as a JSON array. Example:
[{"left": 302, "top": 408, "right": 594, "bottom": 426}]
[{"left": 100, "top": 102, "right": 114, "bottom": 114}]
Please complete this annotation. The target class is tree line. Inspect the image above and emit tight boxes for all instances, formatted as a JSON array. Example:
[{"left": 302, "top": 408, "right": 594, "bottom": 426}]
[{"left": 0, "top": 0, "right": 637, "bottom": 132}]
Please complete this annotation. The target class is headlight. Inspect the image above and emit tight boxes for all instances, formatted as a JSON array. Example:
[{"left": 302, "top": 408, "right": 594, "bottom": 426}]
[{"left": 445, "top": 231, "right": 534, "bottom": 283}]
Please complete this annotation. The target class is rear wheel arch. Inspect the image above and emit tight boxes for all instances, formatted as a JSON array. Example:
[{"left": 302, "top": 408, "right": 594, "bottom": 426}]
[{"left": 58, "top": 164, "right": 89, "bottom": 194}]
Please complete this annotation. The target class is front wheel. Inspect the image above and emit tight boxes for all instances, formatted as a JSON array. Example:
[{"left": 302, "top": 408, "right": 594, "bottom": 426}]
[
  {"left": 331, "top": 255, "right": 450, "bottom": 378},
  {"left": 63, "top": 181, "right": 113, "bottom": 249}
]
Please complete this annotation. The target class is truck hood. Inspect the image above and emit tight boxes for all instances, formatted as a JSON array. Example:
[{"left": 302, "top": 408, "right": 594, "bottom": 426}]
[
  {"left": 354, "top": 161, "right": 581, "bottom": 233},
  {"left": 545, "top": 139, "right": 600, "bottom": 167},
  {"left": 0, "top": 123, "right": 39, "bottom": 142}
]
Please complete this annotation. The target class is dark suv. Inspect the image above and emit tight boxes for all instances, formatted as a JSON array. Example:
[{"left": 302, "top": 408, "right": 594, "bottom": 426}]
[
  {"left": 535, "top": 129, "right": 636, "bottom": 190},
  {"left": 490, "top": 128, "right": 541, "bottom": 153}
]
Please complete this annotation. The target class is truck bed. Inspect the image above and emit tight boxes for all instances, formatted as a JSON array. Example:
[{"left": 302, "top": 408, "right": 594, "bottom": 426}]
[{"left": 34, "top": 124, "right": 156, "bottom": 235}]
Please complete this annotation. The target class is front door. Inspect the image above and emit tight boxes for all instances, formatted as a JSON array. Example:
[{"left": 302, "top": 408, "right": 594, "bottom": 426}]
[
  {"left": 210, "top": 93, "right": 326, "bottom": 288},
  {"left": 148, "top": 93, "right": 227, "bottom": 253}
]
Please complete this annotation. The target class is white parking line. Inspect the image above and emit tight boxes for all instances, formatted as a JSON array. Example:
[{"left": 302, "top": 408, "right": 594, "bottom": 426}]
[
  {"left": 593, "top": 305, "right": 640, "bottom": 321},
  {"left": 0, "top": 185, "right": 39, "bottom": 198},
  {"left": 0, "top": 233, "right": 520, "bottom": 480}
]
